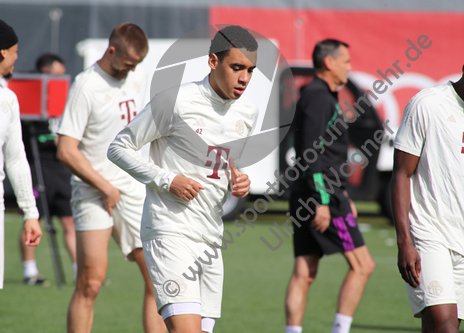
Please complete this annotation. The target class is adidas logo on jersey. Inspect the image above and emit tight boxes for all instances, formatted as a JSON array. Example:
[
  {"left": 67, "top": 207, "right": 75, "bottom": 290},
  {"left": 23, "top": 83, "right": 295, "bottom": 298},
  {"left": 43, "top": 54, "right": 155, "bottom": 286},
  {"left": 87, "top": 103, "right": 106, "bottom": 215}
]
[
  {"left": 193, "top": 118, "right": 206, "bottom": 127},
  {"left": 447, "top": 115, "right": 457, "bottom": 123},
  {"left": 194, "top": 118, "right": 206, "bottom": 135}
]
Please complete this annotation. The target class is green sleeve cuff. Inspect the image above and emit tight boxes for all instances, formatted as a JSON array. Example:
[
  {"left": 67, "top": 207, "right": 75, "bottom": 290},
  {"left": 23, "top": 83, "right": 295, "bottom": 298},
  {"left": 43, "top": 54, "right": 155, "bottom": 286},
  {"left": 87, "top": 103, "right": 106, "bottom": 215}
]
[
  {"left": 313, "top": 173, "right": 330, "bottom": 205},
  {"left": 38, "top": 133, "right": 56, "bottom": 143}
]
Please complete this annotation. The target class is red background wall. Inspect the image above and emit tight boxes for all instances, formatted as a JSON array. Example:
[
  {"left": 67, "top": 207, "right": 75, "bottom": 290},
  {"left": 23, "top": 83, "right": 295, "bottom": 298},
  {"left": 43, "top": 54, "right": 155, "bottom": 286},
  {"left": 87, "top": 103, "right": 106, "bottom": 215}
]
[{"left": 210, "top": 7, "right": 464, "bottom": 124}]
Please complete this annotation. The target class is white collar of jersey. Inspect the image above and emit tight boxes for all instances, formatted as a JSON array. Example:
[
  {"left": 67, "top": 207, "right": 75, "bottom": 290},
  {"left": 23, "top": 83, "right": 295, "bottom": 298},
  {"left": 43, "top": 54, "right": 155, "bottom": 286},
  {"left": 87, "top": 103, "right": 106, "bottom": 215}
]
[
  {"left": 200, "top": 75, "right": 237, "bottom": 107},
  {"left": 94, "top": 63, "right": 125, "bottom": 83}
]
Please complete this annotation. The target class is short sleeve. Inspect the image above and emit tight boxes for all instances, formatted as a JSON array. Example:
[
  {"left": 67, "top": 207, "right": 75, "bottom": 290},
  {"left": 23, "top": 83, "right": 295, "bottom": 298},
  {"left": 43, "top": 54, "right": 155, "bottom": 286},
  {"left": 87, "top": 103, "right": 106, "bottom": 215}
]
[
  {"left": 394, "top": 94, "right": 430, "bottom": 157},
  {"left": 57, "top": 79, "right": 92, "bottom": 141}
]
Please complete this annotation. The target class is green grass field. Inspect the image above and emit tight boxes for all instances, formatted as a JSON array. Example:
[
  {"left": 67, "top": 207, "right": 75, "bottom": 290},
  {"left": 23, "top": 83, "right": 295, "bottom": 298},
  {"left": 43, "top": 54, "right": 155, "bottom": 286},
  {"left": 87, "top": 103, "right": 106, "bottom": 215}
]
[{"left": 1, "top": 204, "right": 462, "bottom": 332}]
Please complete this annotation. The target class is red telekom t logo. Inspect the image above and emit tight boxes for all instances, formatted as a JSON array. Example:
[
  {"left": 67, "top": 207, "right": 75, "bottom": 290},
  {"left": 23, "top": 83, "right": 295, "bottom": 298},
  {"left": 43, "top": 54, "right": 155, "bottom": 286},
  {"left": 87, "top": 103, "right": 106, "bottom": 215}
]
[
  {"left": 119, "top": 99, "right": 136, "bottom": 125},
  {"left": 205, "top": 146, "right": 230, "bottom": 179}
]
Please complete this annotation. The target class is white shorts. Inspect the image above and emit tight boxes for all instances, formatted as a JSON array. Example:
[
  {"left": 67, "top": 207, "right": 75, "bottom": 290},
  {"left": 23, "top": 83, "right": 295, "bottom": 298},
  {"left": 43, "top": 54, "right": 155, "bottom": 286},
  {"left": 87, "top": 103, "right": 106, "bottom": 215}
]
[
  {"left": 143, "top": 236, "right": 223, "bottom": 318},
  {"left": 406, "top": 239, "right": 464, "bottom": 319},
  {"left": 71, "top": 184, "right": 143, "bottom": 261}
]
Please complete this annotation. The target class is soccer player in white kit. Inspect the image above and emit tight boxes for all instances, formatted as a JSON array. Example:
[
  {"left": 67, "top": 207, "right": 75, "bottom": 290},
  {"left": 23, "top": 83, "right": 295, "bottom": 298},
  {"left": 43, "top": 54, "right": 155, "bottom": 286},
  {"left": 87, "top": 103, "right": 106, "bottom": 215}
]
[
  {"left": 57, "top": 23, "right": 165, "bottom": 332},
  {"left": 108, "top": 25, "right": 259, "bottom": 333},
  {"left": 0, "top": 19, "right": 43, "bottom": 289},
  {"left": 392, "top": 66, "right": 464, "bottom": 332}
]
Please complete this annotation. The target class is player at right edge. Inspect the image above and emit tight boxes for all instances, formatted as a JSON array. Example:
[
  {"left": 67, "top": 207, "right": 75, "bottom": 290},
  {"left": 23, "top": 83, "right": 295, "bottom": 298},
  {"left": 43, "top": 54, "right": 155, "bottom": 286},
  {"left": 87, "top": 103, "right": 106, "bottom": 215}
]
[{"left": 392, "top": 65, "right": 464, "bottom": 333}]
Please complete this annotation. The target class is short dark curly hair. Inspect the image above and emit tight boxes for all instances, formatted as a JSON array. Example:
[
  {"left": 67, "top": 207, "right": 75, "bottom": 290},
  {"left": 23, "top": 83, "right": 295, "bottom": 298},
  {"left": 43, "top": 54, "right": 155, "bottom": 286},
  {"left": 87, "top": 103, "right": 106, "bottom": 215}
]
[{"left": 209, "top": 25, "right": 258, "bottom": 62}]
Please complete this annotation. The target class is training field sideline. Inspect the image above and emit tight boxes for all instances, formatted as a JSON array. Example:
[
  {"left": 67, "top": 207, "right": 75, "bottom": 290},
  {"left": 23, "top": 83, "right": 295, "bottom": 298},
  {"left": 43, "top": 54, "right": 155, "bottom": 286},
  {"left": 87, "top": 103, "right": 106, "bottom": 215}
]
[{"left": 1, "top": 207, "right": 461, "bottom": 332}]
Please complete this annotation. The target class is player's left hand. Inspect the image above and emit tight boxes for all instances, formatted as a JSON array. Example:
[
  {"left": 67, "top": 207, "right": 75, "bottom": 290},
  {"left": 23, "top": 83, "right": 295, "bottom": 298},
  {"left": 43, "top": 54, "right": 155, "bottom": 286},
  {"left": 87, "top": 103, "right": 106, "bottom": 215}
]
[
  {"left": 23, "top": 219, "right": 42, "bottom": 246},
  {"left": 312, "top": 205, "right": 331, "bottom": 233},
  {"left": 230, "top": 159, "right": 250, "bottom": 198},
  {"left": 349, "top": 199, "right": 357, "bottom": 218},
  {"left": 397, "top": 241, "right": 421, "bottom": 288},
  {"left": 344, "top": 191, "right": 358, "bottom": 218}
]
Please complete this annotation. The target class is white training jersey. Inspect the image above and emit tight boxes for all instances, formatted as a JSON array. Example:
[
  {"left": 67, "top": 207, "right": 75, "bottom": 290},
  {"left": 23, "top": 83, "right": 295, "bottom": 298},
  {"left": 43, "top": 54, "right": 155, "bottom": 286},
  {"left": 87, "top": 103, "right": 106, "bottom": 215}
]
[
  {"left": 0, "top": 81, "right": 39, "bottom": 219},
  {"left": 108, "top": 75, "right": 259, "bottom": 244},
  {"left": 395, "top": 81, "right": 464, "bottom": 255},
  {"left": 58, "top": 63, "right": 147, "bottom": 193}
]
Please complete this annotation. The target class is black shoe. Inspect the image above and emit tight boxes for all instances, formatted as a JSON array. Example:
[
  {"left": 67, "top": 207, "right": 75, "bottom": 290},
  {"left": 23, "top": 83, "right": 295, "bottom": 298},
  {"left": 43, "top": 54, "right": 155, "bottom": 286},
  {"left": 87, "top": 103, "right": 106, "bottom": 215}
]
[{"left": 24, "top": 274, "right": 51, "bottom": 287}]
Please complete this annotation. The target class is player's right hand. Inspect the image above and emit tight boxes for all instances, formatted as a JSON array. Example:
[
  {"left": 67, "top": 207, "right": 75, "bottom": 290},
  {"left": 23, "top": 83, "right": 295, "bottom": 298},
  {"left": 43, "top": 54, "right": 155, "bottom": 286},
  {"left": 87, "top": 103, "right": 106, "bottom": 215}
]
[
  {"left": 397, "top": 242, "right": 421, "bottom": 288},
  {"left": 102, "top": 185, "right": 121, "bottom": 217},
  {"left": 312, "top": 205, "right": 331, "bottom": 233},
  {"left": 169, "top": 175, "right": 205, "bottom": 202},
  {"left": 23, "top": 219, "right": 42, "bottom": 246}
]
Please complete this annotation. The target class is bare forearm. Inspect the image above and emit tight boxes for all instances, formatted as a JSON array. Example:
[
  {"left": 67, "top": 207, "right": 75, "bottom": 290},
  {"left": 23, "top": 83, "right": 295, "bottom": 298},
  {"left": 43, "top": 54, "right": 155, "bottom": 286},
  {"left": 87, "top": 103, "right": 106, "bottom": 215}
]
[
  {"left": 391, "top": 172, "right": 413, "bottom": 245},
  {"left": 58, "top": 147, "right": 112, "bottom": 194}
]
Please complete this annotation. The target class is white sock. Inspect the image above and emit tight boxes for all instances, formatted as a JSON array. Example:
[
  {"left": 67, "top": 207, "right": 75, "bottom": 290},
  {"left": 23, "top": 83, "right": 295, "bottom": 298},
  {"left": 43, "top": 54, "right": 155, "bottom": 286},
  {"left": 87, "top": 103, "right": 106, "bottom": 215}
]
[
  {"left": 73, "top": 262, "right": 78, "bottom": 280},
  {"left": 331, "top": 313, "right": 353, "bottom": 333},
  {"left": 285, "top": 326, "right": 302, "bottom": 333},
  {"left": 23, "top": 260, "right": 39, "bottom": 278}
]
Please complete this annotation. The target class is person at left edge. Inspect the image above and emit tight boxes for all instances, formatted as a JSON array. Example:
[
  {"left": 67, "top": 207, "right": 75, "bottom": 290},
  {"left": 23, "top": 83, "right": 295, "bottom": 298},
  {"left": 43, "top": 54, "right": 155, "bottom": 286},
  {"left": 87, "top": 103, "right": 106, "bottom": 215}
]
[{"left": 0, "top": 19, "right": 43, "bottom": 289}]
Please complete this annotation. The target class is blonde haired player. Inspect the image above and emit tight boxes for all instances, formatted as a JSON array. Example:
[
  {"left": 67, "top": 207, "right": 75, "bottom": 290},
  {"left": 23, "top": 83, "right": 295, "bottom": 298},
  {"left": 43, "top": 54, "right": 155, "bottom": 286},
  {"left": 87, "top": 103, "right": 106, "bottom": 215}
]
[
  {"left": 57, "top": 23, "right": 165, "bottom": 332},
  {"left": 108, "top": 25, "right": 258, "bottom": 333}
]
